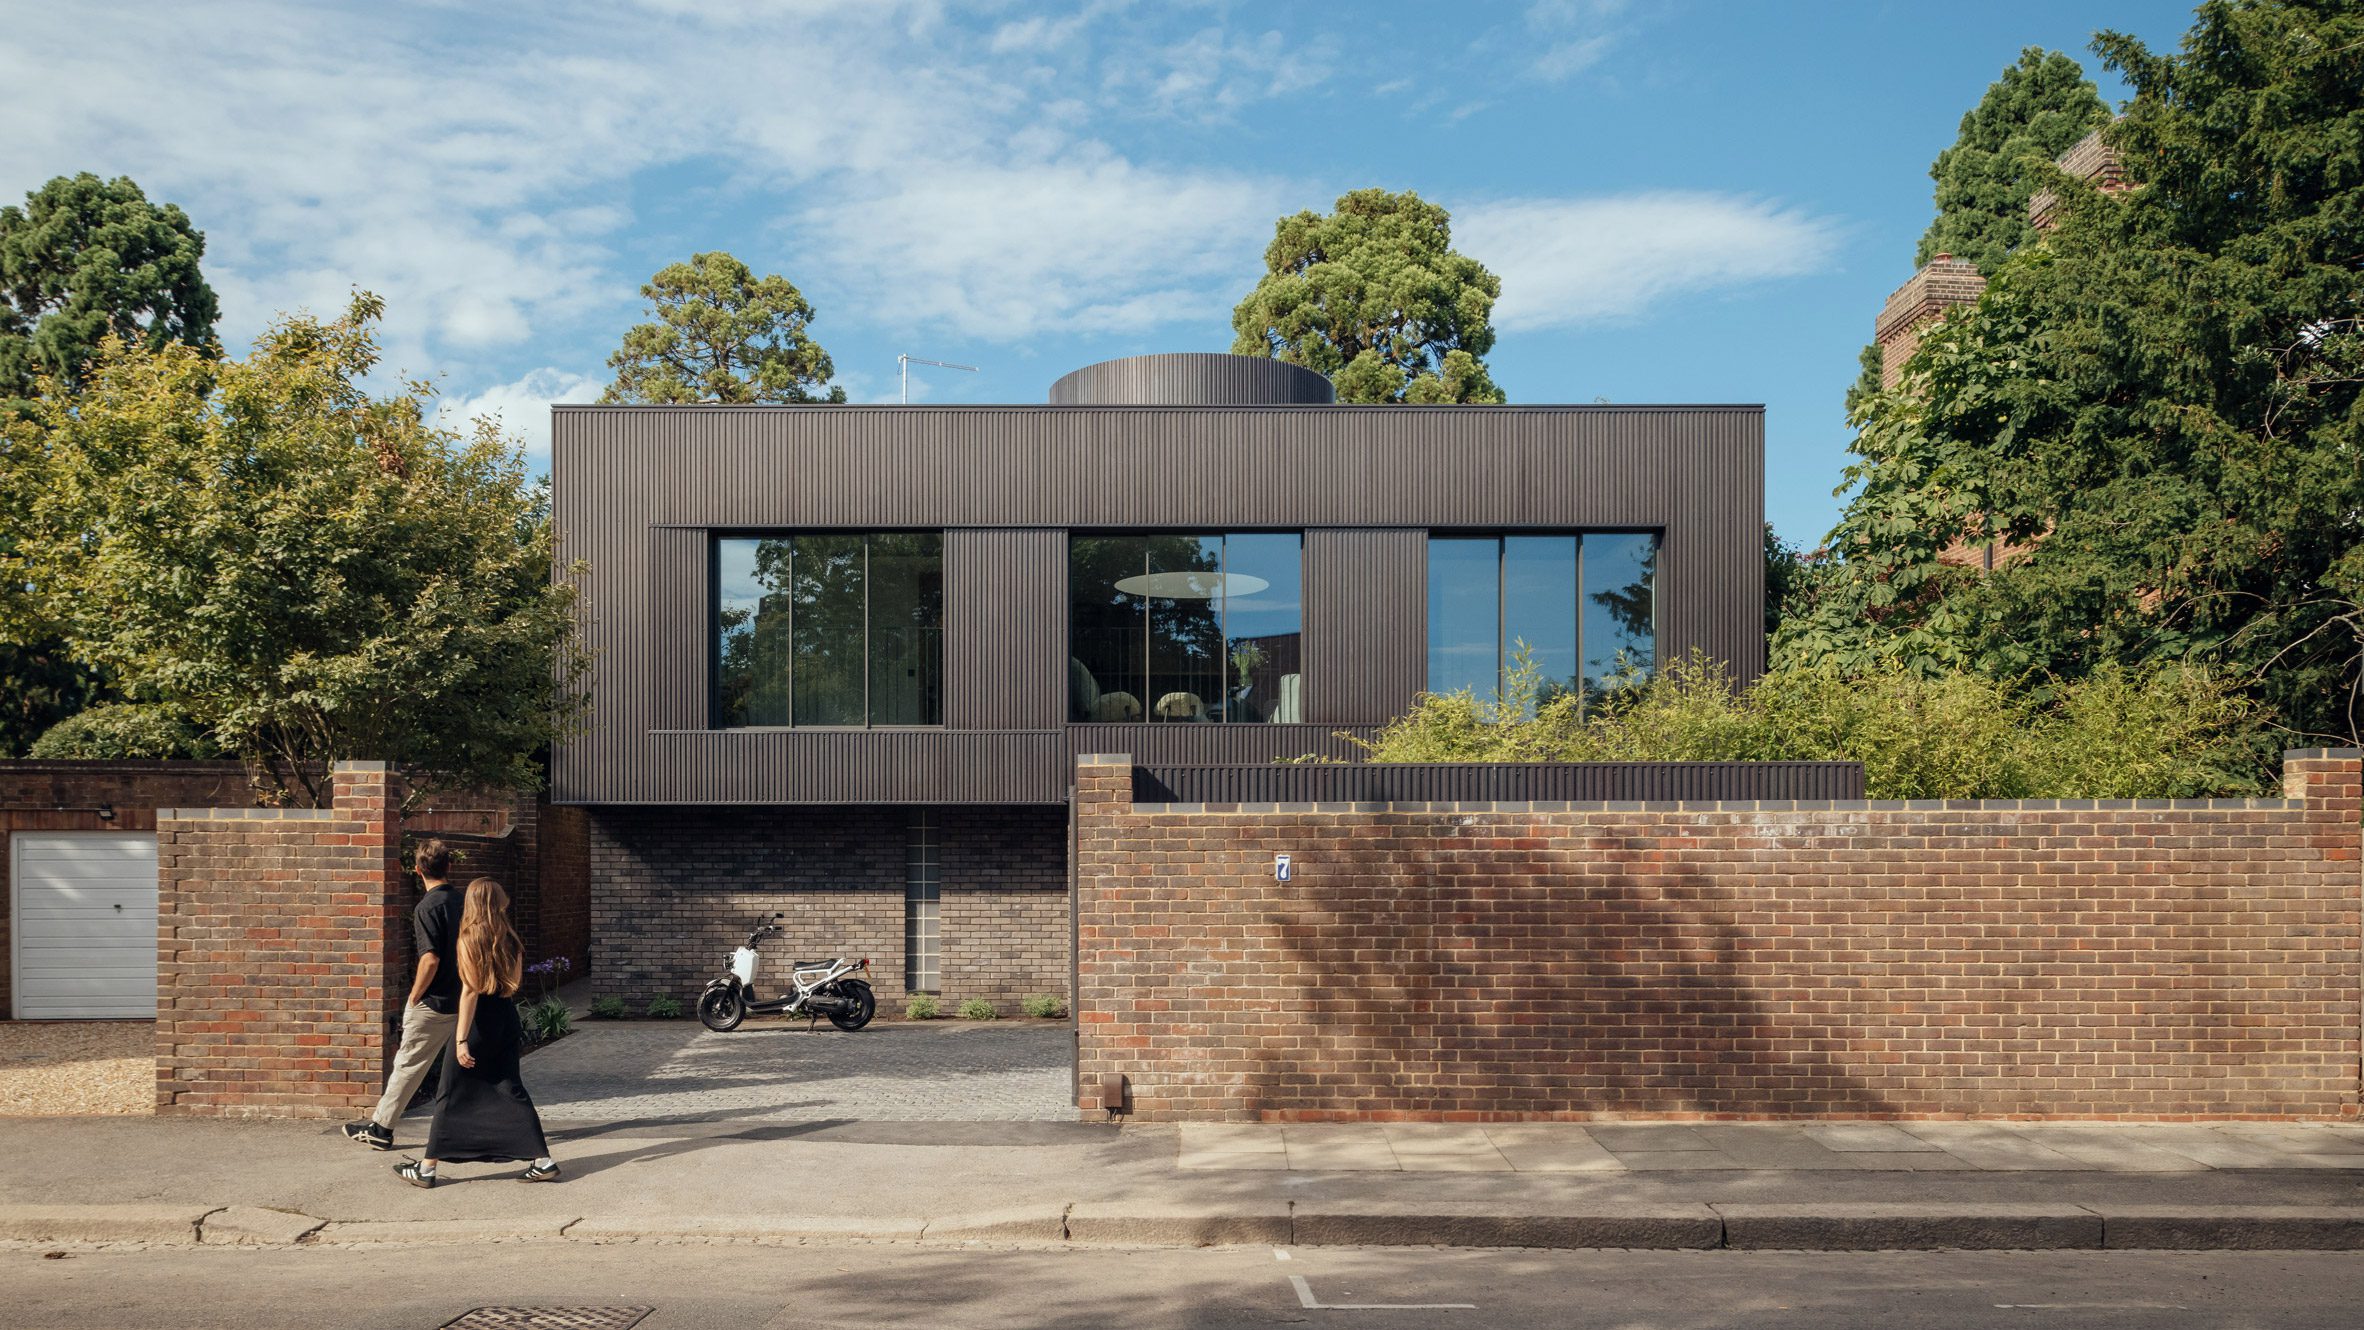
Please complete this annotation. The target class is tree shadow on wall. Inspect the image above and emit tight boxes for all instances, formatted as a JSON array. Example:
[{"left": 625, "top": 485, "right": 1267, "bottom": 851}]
[{"left": 1244, "top": 819, "right": 1900, "bottom": 1120}]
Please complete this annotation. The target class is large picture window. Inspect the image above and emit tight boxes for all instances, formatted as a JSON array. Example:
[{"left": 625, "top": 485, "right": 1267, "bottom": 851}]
[
  {"left": 1426, "top": 532, "right": 1657, "bottom": 706},
  {"left": 714, "top": 533, "right": 943, "bottom": 728},
  {"left": 1070, "top": 533, "right": 1302, "bottom": 724}
]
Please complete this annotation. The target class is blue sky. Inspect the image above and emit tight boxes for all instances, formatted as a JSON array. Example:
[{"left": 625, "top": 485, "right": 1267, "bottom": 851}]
[{"left": 4, "top": 1, "right": 2200, "bottom": 544}]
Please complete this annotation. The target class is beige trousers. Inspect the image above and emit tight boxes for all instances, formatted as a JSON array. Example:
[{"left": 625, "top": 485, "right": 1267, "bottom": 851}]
[{"left": 370, "top": 1001, "right": 458, "bottom": 1128}]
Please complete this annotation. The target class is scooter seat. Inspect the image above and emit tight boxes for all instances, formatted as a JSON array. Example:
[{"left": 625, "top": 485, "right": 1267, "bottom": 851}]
[{"left": 788, "top": 958, "right": 838, "bottom": 969}]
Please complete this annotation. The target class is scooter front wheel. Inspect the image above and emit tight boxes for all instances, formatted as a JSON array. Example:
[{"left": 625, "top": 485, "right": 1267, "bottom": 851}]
[{"left": 698, "top": 987, "right": 746, "bottom": 1032}]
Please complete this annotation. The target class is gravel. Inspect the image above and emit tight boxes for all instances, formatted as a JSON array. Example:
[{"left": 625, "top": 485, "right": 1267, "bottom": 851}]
[{"left": 0, "top": 1021, "right": 153, "bottom": 1116}]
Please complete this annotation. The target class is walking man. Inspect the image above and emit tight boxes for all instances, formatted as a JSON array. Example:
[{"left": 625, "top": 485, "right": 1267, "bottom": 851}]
[{"left": 343, "top": 839, "right": 465, "bottom": 1150}]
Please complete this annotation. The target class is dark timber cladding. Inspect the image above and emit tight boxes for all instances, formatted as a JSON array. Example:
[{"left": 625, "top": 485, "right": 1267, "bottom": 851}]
[
  {"left": 1130, "top": 761, "right": 1866, "bottom": 805},
  {"left": 552, "top": 402, "right": 1765, "bottom": 806}
]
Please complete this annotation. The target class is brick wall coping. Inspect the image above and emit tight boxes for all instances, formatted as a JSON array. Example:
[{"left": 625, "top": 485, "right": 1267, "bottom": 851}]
[
  {"left": 1139, "top": 797, "right": 2311, "bottom": 815},
  {"left": 157, "top": 806, "right": 342, "bottom": 821},
  {"left": 0, "top": 759, "right": 251, "bottom": 775},
  {"left": 2289, "top": 747, "right": 2364, "bottom": 759}
]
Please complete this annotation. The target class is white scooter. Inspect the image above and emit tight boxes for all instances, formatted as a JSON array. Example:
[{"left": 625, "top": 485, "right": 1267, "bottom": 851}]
[{"left": 697, "top": 913, "right": 877, "bottom": 1032}]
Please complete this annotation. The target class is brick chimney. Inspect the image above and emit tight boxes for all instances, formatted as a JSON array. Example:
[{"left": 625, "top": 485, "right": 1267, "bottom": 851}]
[
  {"left": 1872, "top": 254, "right": 1987, "bottom": 391},
  {"left": 2029, "top": 128, "right": 2127, "bottom": 230}
]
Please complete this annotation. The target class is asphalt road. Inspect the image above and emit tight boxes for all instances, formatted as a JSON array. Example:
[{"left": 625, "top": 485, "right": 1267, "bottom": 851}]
[{"left": 6, "top": 1242, "right": 2364, "bottom": 1329}]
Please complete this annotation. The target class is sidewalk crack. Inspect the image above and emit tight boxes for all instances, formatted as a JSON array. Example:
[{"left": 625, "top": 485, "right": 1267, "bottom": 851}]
[{"left": 191, "top": 1207, "right": 228, "bottom": 1244}]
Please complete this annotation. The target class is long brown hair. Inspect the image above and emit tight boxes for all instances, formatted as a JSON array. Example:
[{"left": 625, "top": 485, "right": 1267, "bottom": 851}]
[{"left": 457, "top": 877, "right": 524, "bottom": 997}]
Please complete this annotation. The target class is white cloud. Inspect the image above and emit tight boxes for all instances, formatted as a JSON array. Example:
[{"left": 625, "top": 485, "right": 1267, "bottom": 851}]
[
  {"left": 1520, "top": 0, "right": 1629, "bottom": 83},
  {"left": 801, "top": 157, "right": 1290, "bottom": 338},
  {"left": 434, "top": 367, "right": 606, "bottom": 471},
  {"left": 1455, "top": 193, "right": 1841, "bottom": 331}
]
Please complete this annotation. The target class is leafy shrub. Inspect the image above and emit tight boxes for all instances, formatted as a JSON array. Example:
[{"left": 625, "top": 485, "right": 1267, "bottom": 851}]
[
  {"left": 1354, "top": 651, "right": 2268, "bottom": 799},
  {"left": 588, "top": 995, "right": 627, "bottom": 1020},
  {"left": 645, "top": 995, "right": 684, "bottom": 1020},
  {"left": 522, "top": 996, "right": 571, "bottom": 1043},
  {"left": 29, "top": 703, "right": 220, "bottom": 759},
  {"left": 956, "top": 998, "right": 997, "bottom": 1020},
  {"left": 1021, "top": 993, "right": 1066, "bottom": 1019},
  {"left": 904, "top": 993, "right": 941, "bottom": 1020}
]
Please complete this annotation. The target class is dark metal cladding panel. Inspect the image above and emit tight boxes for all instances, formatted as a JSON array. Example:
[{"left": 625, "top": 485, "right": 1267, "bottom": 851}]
[
  {"left": 1130, "top": 761, "right": 1864, "bottom": 804},
  {"left": 1303, "top": 529, "right": 1425, "bottom": 724},
  {"left": 552, "top": 403, "right": 1766, "bottom": 805},
  {"left": 945, "top": 529, "right": 1065, "bottom": 730},
  {"left": 1048, "top": 353, "right": 1335, "bottom": 406},
  {"left": 630, "top": 730, "right": 1067, "bottom": 804},
  {"left": 647, "top": 527, "right": 709, "bottom": 732},
  {"left": 1064, "top": 724, "right": 1376, "bottom": 766}
]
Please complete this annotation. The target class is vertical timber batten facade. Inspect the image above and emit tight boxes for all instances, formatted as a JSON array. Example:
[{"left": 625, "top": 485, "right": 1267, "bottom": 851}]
[{"left": 553, "top": 356, "right": 1766, "bottom": 1012}]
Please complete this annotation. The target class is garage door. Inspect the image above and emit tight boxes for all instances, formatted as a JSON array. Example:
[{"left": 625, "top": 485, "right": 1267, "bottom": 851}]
[{"left": 11, "top": 833, "right": 158, "bottom": 1019}]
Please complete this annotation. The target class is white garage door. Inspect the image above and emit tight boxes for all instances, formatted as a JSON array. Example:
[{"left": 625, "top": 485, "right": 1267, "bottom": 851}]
[{"left": 11, "top": 832, "right": 159, "bottom": 1019}]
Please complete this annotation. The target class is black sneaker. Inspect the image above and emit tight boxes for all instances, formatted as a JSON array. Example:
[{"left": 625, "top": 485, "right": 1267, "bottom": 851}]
[
  {"left": 519, "top": 1162, "right": 561, "bottom": 1183},
  {"left": 342, "top": 1120, "right": 393, "bottom": 1150},
  {"left": 393, "top": 1160, "right": 436, "bottom": 1188}
]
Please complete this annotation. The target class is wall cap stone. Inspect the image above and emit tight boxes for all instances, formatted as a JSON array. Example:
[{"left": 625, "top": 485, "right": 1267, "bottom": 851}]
[
  {"left": 157, "top": 806, "right": 341, "bottom": 821},
  {"left": 1141, "top": 797, "right": 2306, "bottom": 815},
  {"left": 2286, "top": 747, "right": 2363, "bottom": 760},
  {"left": 331, "top": 760, "right": 390, "bottom": 773},
  {"left": 1076, "top": 753, "right": 1134, "bottom": 766}
]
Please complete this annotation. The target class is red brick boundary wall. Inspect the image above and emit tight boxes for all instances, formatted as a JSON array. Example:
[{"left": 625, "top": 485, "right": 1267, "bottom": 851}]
[
  {"left": 1074, "top": 750, "right": 2363, "bottom": 1122},
  {"left": 155, "top": 763, "right": 405, "bottom": 1117}
]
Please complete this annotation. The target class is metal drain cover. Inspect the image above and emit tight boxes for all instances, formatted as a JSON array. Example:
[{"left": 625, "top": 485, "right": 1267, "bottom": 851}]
[{"left": 440, "top": 1310, "right": 653, "bottom": 1330}]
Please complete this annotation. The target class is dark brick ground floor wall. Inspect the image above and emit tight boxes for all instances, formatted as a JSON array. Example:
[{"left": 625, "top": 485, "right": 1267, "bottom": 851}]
[
  {"left": 587, "top": 804, "right": 1068, "bottom": 1013},
  {"left": 1074, "top": 751, "right": 2364, "bottom": 1123}
]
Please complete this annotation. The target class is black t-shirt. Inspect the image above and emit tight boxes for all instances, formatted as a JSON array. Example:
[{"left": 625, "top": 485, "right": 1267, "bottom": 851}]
[{"left": 414, "top": 884, "right": 465, "bottom": 1014}]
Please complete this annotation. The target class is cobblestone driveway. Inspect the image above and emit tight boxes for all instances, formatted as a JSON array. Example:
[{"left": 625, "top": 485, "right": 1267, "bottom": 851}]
[{"left": 521, "top": 1020, "right": 1074, "bottom": 1123}]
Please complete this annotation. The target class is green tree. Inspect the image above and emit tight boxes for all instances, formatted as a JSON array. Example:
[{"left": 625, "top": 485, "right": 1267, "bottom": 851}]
[
  {"left": 1785, "top": 0, "right": 2364, "bottom": 752},
  {"left": 1231, "top": 189, "right": 1505, "bottom": 404},
  {"left": 1915, "top": 48, "right": 2111, "bottom": 272},
  {"left": 5, "top": 294, "right": 587, "bottom": 804},
  {"left": 1849, "top": 50, "right": 2108, "bottom": 411},
  {"left": 0, "top": 173, "right": 219, "bottom": 409},
  {"left": 601, "top": 251, "right": 845, "bottom": 404}
]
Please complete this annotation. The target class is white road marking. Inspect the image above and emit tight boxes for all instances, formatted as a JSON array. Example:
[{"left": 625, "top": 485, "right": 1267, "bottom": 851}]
[
  {"left": 1994, "top": 1304, "right": 2189, "bottom": 1311},
  {"left": 1289, "top": 1274, "right": 1477, "bottom": 1311},
  {"left": 1274, "top": 1249, "right": 1293, "bottom": 1260}
]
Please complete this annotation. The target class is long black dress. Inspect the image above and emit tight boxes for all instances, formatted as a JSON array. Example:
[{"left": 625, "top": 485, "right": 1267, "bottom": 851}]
[{"left": 424, "top": 993, "right": 550, "bottom": 1164}]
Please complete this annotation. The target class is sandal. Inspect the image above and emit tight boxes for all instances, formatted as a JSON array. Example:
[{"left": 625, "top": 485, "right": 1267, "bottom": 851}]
[{"left": 393, "top": 1160, "right": 436, "bottom": 1188}]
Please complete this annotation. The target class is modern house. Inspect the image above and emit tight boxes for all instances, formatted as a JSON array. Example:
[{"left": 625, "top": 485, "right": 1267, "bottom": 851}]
[{"left": 552, "top": 353, "right": 1765, "bottom": 1009}]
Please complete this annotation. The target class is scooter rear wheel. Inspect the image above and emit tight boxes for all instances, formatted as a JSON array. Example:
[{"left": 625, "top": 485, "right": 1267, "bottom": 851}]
[
  {"left": 826, "top": 980, "right": 876, "bottom": 1031},
  {"left": 698, "top": 987, "right": 746, "bottom": 1032}
]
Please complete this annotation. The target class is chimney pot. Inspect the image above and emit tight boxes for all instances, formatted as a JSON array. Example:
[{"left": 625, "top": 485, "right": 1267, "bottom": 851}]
[{"left": 1934, "top": 252, "right": 1953, "bottom": 263}]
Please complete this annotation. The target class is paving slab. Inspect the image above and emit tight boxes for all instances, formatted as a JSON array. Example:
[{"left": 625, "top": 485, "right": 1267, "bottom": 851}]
[
  {"left": 2127, "top": 1129, "right": 2304, "bottom": 1170},
  {"left": 1902, "top": 1127, "right": 2094, "bottom": 1172},
  {"left": 1805, "top": 1124, "right": 1940, "bottom": 1153},
  {"left": 2038, "top": 1132, "right": 2217, "bottom": 1173},
  {"left": 1177, "top": 1150, "right": 1290, "bottom": 1170},
  {"left": 1837, "top": 1151, "right": 1978, "bottom": 1171},
  {"left": 1587, "top": 1124, "right": 1709, "bottom": 1152},
  {"left": 1391, "top": 1146, "right": 1515, "bottom": 1173},
  {"left": 0, "top": 1203, "right": 211, "bottom": 1245},
  {"left": 1176, "top": 1125, "right": 1284, "bottom": 1153},
  {"left": 199, "top": 1205, "right": 326, "bottom": 1245},
  {"left": 1613, "top": 1151, "right": 1751, "bottom": 1171},
  {"left": 1292, "top": 1201, "right": 1722, "bottom": 1250},
  {"left": 1692, "top": 1126, "right": 1862, "bottom": 1171},
  {"left": 1066, "top": 1201, "right": 1290, "bottom": 1247},
  {"left": 1482, "top": 1132, "right": 1624, "bottom": 1173},
  {"left": 1284, "top": 1136, "right": 1401, "bottom": 1171},
  {"left": 2093, "top": 1205, "right": 2364, "bottom": 1250},
  {"left": 1717, "top": 1201, "right": 2102, "bottom": 1250}
]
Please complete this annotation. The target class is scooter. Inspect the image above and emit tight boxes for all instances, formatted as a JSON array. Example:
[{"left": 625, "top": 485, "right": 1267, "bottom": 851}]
[{"left": 697, "top": 913, "right": 877, "bottom": 1032}]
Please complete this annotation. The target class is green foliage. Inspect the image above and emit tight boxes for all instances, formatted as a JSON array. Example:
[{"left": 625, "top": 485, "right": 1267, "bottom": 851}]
[
  {"left": 1355, "top": 652, "right": 2268, "bottom": 799},
  {"left": 956, "top": 998, "right": 997, "bottom": 1020},
  {"left": 29, "top": 703, "right": 218, "bottom": 759},
  {"left": 1231, "top": 189, "right": 1504, "bottom": 404},
  {"left": 0, "top": 173, "right": 219, "bottom": 410},
  {"left": 1789, "top": 1, "right": 2364, "bottom": 750},
  {"left": 1763, "top": 524, "right": 1815, "bottom": 639},
  {"left": 1916, "top": 48, "right": 2111, "bottom": 272},
  {"left": 2, "top": 294, "right": 588, "bottom": 806},
  {"left": 903, "top": 992, "right": 941, "bottom": 1020},
  {"left": 1020, "top": 993, "right": 1066, "bottom": 1019},
  {"left": 0, "top": 641, "right": 105, "bottom": 757},
  {"left": 646, "top": 994, "right": 684, "bottom": 1020},
  {"left": 602, "top": 251, "right": 846, "bottom": 405},
  {"left": 589, "top": 995, "right": 627, "bottom": 1021},
  {"left": 522, "top": 996, "right": 572, "bottom": 1044}
]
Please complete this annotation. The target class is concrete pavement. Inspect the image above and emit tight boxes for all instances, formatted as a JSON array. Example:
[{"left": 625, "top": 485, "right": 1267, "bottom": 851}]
[{"left": 3, "top": 1114, "right": 2363, "bottom": 1253}]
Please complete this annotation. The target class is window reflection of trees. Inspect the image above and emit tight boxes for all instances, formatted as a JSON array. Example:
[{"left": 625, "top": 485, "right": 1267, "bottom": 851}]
[{"left": 713, "top": 534, "right": 941, "bottom": 728}]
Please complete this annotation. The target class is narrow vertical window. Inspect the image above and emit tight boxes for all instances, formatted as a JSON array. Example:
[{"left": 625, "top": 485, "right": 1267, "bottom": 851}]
[
  {"left": 1582, "top": 532, "right": 1657, "bottom": 699},
  {"left": 904, "top": 809, "right": 940, "bottom": 993}
]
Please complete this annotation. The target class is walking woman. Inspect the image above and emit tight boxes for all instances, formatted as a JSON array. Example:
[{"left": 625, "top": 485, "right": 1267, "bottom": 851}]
[{"left": 394, "top": 878, "right": 560, "bottom": 1186}]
